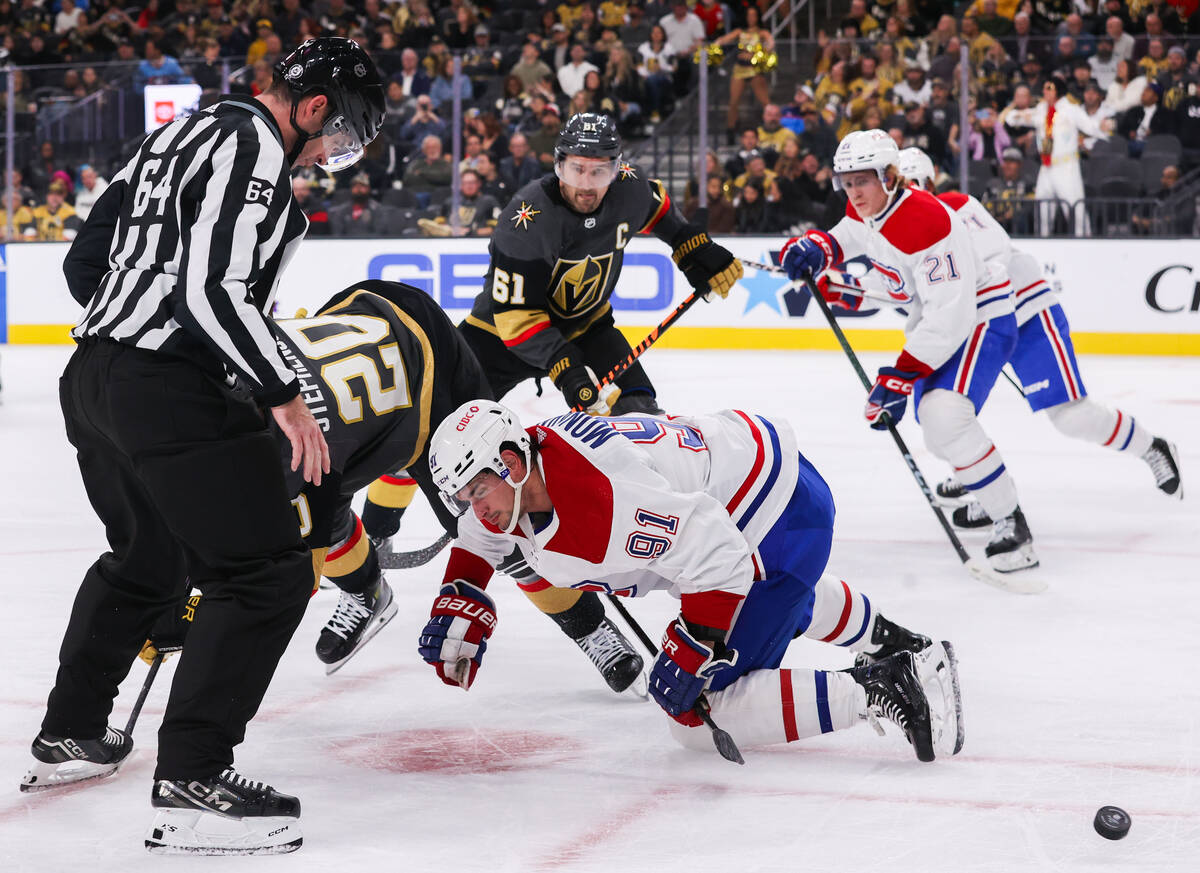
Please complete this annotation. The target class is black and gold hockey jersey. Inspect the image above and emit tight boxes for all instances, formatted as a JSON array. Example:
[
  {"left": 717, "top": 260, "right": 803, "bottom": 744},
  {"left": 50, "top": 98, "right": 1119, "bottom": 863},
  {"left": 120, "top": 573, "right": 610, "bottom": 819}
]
[
  {"left": 270, "top": 280, "right": 490, "bottom": 550},
  {"left": 465, "top": 163, "right": 690, "bottom": 371}
]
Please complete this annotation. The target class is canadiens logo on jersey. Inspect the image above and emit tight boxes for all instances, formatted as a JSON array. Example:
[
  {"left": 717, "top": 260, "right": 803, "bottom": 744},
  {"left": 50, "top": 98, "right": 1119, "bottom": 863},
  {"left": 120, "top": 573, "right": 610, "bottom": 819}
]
[
  {"left": 869, "top": 259, "right": 910, "bottom": 302},
  {"left": 548, "top": 253, "right": 614, "bottom": 317}
]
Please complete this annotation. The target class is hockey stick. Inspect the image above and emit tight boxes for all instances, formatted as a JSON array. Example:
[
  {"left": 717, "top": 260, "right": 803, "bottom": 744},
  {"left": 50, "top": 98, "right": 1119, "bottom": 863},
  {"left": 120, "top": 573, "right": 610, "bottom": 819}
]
[
  {"left": 739, "top": 258, "right": 911, "bottom": 309},
  {"left": 604, "top": 594, "right": 745, "bottom": 765},
  {"left": 377, "top": 532, "right": 453, "bottom": 570},
  {"left": 800, "top": 274, "right": 1046, "bottom": 595},
  {"left": 124, "top": 652, "right": 164, "bottom": 736},
  {"left": 572, "top": 290, "right": 705, "bottom": 411}
]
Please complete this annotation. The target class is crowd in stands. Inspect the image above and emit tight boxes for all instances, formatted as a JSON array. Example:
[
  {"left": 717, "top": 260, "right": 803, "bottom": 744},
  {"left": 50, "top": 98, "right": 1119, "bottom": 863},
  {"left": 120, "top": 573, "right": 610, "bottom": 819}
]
[{"left": 2, "top": 0, "right": 1199, "bottom": 240}]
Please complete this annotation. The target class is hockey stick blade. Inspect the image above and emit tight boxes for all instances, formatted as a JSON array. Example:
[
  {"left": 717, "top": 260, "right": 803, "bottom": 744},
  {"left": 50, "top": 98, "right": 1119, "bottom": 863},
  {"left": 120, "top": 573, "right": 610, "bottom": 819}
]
[
  {"left": 378, "top": 533, "right": 453, "bottom": 570},
  {"left": 695, "top": 697, "right": 744, "bottom": 765},
  {"left": 965, "top": 557, "right": 1047, "bottom": 595}
]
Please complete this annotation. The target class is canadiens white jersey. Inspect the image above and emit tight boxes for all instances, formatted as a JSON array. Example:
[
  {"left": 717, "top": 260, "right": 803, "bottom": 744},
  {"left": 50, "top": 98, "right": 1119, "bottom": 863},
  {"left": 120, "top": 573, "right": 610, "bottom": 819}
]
[
  {"left": 825, "top": 186, "right": 1013, "bottom": 371},
  {"left": 442, "top": 409, "right": 800, "bottom": 604},
  {"left": 936, "top": 190, "right": 1058, "bottom": 328}
]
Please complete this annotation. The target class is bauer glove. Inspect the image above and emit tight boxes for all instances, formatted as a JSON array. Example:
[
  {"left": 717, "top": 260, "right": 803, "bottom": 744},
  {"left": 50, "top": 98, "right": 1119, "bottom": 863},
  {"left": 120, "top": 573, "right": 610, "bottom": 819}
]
[
  {"left": 140, "top": 593, "right": 201, "bottom": 664},
  {"left": 649, "top": 618, "right": 738, "bottom": 726},
  {"left": 418, "top": 581, "right": 497, "bottom": 690},
  {"left": 671, "top": 229, "right": 743, "bottom": 300}
]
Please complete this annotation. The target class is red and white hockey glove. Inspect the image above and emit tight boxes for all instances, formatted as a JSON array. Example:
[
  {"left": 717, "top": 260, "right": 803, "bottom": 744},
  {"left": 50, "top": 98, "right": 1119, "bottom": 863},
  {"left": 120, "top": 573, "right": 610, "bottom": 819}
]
[
  {"left": 864, "top": 353, "right": 933, "bottom": 430},
  {"left": 418, "top": 581, "right": 497, "bottom": 690},
  {"left": 649, "top": 618, "right": 738, "bottom": 726},
  {"left": 815, "top": 271, "right": 865, "bottom": 311}
]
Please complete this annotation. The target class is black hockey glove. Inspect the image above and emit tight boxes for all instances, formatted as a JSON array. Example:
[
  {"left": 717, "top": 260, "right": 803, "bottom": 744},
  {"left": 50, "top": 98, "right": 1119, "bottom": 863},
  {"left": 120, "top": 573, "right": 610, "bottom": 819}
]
[
  {"left": 140, "top": 593, "right": 201, "bottom": 664},
  {"left": 671, "top": 228, "right": 744, "bottom": 300},
  {"left": 549, "top": 351, "right": 620, "bottom": 416}
]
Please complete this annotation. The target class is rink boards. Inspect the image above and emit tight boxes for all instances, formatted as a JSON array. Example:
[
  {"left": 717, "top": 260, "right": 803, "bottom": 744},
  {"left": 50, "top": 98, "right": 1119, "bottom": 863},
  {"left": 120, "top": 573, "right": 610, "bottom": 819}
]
[{"left": 2, "top": 236, "right": 1198, "bottom": 354}]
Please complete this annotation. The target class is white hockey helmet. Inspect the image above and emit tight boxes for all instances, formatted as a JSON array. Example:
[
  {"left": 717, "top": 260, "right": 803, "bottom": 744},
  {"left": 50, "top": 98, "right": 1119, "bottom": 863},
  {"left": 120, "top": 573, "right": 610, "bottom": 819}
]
[
  {"left": 832, "top": 129, "right": 901, "bottom": 191},
  {"left": 429, "top": 400, "right": 532, "bottom": 528},
  {"left": 898, "top": 147, "right": 936, "bottom": 190}
]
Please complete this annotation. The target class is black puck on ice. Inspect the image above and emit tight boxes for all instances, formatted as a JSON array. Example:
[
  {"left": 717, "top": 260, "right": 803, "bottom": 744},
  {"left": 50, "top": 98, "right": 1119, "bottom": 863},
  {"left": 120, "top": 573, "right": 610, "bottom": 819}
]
[{"left": 1094, "top": 806, "right": 1131, "bottom": 840}]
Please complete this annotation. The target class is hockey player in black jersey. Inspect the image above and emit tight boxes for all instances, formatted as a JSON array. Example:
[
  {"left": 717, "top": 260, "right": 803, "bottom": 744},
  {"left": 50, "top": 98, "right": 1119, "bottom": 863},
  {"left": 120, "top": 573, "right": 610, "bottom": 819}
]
[{"left": 460, "top": 112, "right": 743, "bottom": 416}]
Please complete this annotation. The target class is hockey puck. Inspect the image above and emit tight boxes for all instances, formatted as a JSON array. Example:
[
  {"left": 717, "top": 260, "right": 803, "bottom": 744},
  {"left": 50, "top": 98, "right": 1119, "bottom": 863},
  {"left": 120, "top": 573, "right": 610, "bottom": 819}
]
[{"left": 1093, "top": 806, "right": 1131, "bottom": 840}]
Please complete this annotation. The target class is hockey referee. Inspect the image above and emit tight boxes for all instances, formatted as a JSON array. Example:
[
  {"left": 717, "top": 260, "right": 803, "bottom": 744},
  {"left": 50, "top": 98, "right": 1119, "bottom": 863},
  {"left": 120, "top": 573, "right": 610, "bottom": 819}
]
[{"left": 22, "top": 38, "right": 383, "bottom": 855}]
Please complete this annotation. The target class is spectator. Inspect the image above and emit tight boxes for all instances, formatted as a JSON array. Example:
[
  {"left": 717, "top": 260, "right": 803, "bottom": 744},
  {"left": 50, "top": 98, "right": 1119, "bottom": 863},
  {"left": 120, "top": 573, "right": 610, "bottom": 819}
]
[
  {"left": 1118, "top": 81, "right": 1177, "bottom": 149},
  {"left": 966, "top": 106, "right": 1011, "bottom": 160},
  {"left": 1067, "top": 60, "right": 1095, "bottom": 103},
  {"left": 1176, "top": 88, "right": 1200, "bottom": 168},
  {"left": 604, "top": 44, "right": 644, "bottom": 133},
  {"left": 926, "top": 80, "right": 959, "bottom": 156},
  {"left": 984, "top": 146, "right": 1035, "bottom": 233},
  {"left": 330, "top": 172, "right": 389, "bottom": 236},
  {"left": 292, "top": 176, "right": 331, "bottom": 237},
  {"left": 1134, "top": 165, "right": 1193, "bottom": 234},
  {"left": 1089, "top": 38, "right": 1120, "bottom": 91},
  {"left": 893, "top": 63, "right": 932, "bottom": 106},
  {"left": 499, "top": 132, "right": 542, "bottom": 190},
  {"left": 928, "top": 35, "right": 961, "bottom": 83},
  {"left": 25, "top": 179, "right": 82, "bottom": 241},
  {"left": 1061, "top": 14, "right": 1095, "bottom": 59},
  {"left": 1105, "top": 16, "right": 1135, "bottom": 64},
  {"left": 459, "top": 131, "right": 486, "bottom": 173},
  {"left": 1080, "top": 81, "right": 1115, "bottom": 150},
  {"left": 901, "top": 101, "right": 948, "bottom": 164},
  {"left": 975, "top": 0, "right": 1012, "bottom": 38},
  {"left": 558, "top": 43, "right": 599, "bottom": 98},
  {"left": 637, "top": 24, "right": 677, "bottom": 121},
  {"left": 14, "top": 33, "right": 62, "bottom": 90},
  {"left": 191, "top": 38, "right": 224, "bottom": 92},
  {"left": 1001, "top": 11, "right": 1040, "bottom": 66},
  {"left": 0, "top": 189, "right": 35, "bottom": 243},
  {"left": 1105, "top": 58, "right": 1147, "bottom": 114},
  {"left": 400, "top": 94, "right": 447, "bottom": 147},
  {"left": 798, "top": 104, "right": 838, "bottom": 160},
  {"left": 544, "top": 23, "right": 574, "bottom": 73},
  {"left": 440, "top": 169, "right": 499, "bottom": 235},
  {"left": 771, "top": 139, "right": 821, "bottom": 227},
  {"left": 429, "top": 55, "right": 471, "bottom": 110},
  {"left": 1034, "top": 76, "right": 1107, "bottom": 236},
  {"left": 444, "top": 5, "right": 476, "bottom": 50},
  {"left": 525, "top": 105, "right": 563, "bottom": 168},
  {"left": 757, "top": 103, "right": 796, "bottom": 161},
  {"left": 716, "top": 6, "right": 774, "bottom": 140},
  {"left": 732, "top": 152, "right": 776, "bottom": 195},
  {"left": 682, "top": 175, "right": 736, "bottom": 232},
  {"left": 403, "top": 134, "right": 453, "bottom": 194},
  {"left": 473, "top": 153, "right": 512, "bottom": 205},
  {"left": 733, "top": 179, "right": 772, "bottom": 232},
  {"left": 54, "top": 0, "right": 84, "bottom": 35},
  {"left": 1158, "top": 46, "right": 1195, "bottom": 111},
  {"left": 246, "top": 19, "right": 275, "bottom": 65},
  {"left": 495, "top": 75, "right": 529, "bottom": 128},
  {"left": 391, "top": 48, "right": 431, "bottom": 100},
  {"left": 511, "top": 42, "right": 554, "bottom": 91},
  {"left": 5, "top": 169, "right": 35, "bottom": 209},
  {"left": 960, "top": 16, "right": 999, "bottom": 66},
  {"left": 725, "top": 127, "right": 762, "bottom": 177},
  {"left": 464, "top": 25, "right": 503, "bottom": 84},
  {"left": 24, "top": 141, "right": 65, "bottom": 200},
  {"left": 73, "top": 165, "right": 109, "bottom": 222},
  {"left": 1138, "top": 39, "right": 1171, "bottom": 81},
  {"left": 842, "top": 0, "right": 881, "bottom": 36},
  {"left": 621, "top": 4, "right": 653, "bottom": 47},
  {"left": 572, "top": 5, "right": 604, "bottom": 50},
  {"left": 693, "top": 0, "right": 725, "bottom": 37},
  {"left": 659, "top": 0, "right": 705, "bottom": 94},
  {"left": 135, "top": 39, "right": 193, "bottom": 90}
]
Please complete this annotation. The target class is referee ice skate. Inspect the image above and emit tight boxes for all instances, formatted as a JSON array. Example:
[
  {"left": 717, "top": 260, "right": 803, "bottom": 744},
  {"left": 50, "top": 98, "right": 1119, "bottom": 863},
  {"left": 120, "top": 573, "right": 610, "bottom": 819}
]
[
  {"left": 460, "top": 112, "right": 743, "bottom": 416},
  {"left": 23, "top": 37, "right": 384, "bottom": 855}
]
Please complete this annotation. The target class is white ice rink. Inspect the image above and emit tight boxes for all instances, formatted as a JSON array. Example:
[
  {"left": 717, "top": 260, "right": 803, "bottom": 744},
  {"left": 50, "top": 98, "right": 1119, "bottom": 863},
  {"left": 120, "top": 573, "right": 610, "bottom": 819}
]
[{"left": 1, "top": 344, "right": 1197, "bottom": 872}]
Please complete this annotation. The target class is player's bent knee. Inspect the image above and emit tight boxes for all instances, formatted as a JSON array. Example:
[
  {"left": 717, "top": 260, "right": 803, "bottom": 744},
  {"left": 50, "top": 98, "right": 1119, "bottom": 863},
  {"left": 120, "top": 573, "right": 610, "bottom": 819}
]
[
  {"left": 918, "top": 390, "right": 984, "bottom": 460},
  {"left": 1045, "top": 397, "right": 1108, "bottom": 441}
]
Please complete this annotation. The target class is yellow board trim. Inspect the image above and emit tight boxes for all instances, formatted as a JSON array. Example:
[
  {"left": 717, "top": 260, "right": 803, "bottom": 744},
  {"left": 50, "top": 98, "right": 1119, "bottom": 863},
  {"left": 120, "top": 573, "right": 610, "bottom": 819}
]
[{"left": 10, "top": 323, "right": 1200, "bottom": 356}]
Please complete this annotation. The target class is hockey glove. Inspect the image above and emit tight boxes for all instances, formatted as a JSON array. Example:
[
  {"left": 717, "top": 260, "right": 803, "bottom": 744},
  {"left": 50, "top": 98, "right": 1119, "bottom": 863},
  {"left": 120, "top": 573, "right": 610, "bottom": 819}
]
[
  {"left": 865, "top": 363, "right": 929, "bottom": 430},
  {"left": 139, "top": 593, "right": 201, "bottom": 664},
  {"left": 671, "top": 229, "right": 743, "bottom": 300},
  {"left": 552, "top": 358, "right": 621, "bottom": 416},
  {"left": 418, "top": 581, "right": 497, "bottom": 690},
  {"left": 815, "top": 271, "right": 864, "bottom": 312},
  {"left": 780, "top": 230, "right": 838, "bottom": 282},
  {"left": 649, "top": 618, "right": 738, "bottom": 727}
]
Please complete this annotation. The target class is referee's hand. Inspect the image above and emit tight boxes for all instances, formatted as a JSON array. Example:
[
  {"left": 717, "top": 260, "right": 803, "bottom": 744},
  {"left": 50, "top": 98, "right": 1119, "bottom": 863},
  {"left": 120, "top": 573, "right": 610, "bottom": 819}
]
[{"left": 271, "top": 395, "right": 331, "bottom": 487}]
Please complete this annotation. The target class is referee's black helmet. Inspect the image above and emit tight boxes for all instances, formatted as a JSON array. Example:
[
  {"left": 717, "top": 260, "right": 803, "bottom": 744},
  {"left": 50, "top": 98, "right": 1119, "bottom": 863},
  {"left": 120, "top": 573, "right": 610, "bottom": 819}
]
[{"left": 275, "top": 37, "right": 386, "bottom": 151}]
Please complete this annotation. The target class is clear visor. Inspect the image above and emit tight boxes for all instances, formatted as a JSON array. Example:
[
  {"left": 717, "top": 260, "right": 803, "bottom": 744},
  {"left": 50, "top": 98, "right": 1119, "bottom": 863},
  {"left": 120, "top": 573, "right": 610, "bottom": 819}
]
[
  {"left": 555, "top": 156, "right": 620, "bottom": 190},
  {"left": 316, "top": 113, "right": 366, "bottom": 172},
  {"left": 437, "top": 468, "right": 508, "bottom": 518}
]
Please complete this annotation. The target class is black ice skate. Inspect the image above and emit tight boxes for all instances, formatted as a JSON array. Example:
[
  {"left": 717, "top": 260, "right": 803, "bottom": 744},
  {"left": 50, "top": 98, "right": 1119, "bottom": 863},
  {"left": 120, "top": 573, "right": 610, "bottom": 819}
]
[
  {"left": 935, "top": 476, "right": 968, "bottom": 504},
  {"left": 574, "top": 618, "right": 647, "bottom": 697},
  {"left": 146, "top": 769, "right": 301, "bottom": 855},
  {"left": 20, "top": 726, "right": 133, "bottom": 792},
  {"left": 316, "top": 576, "right": 397, "bottom": 674},
  {"left": 847, "top": 650, "right": 935, "bottom": 762},
  {"left": 985, "top": 507, "right": 1039, "bottom": 573},
  {"left": 1142, "top": 437, "right": 1183, "bottom": 499},
  {"left": 853, "top": 614, "right": 932, "bottom": 668},
  {"left": 951, "top": 501, "right": 992, "bottom": 530}
]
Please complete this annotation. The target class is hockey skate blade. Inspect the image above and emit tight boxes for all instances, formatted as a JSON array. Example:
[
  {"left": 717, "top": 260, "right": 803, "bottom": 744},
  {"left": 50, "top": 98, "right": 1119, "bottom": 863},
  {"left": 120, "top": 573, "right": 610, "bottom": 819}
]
[
  {"left": 145, "top": 809, "right": 301, "bottom": 855},
  {"left": 965, "top": 558, "right": 1046, "bottom": 595},
  {"left": 622, "top": 668, "right": 650, "bottom": 701},
  {"left": 324, "top": 597, "right": 399, "bottom": 676},
  {"left": 914, "top": 641, "right": 964, "bottom": 758},
  {"left": 20, "top": 757, "right": 126, "bottom": 793}
]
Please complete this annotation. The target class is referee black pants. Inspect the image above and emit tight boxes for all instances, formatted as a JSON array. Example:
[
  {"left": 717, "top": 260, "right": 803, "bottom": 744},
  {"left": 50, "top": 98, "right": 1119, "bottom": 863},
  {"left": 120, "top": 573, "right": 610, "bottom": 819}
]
[{"left": 44, "top": 339, "right": 312, "bottom": 780}]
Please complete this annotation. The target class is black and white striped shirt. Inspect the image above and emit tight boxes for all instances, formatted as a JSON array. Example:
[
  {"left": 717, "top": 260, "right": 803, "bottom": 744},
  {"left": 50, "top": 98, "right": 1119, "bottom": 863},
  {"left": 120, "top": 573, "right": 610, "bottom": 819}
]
[{"left": 64, "top": 97, "right": 308, "bottom": 406}]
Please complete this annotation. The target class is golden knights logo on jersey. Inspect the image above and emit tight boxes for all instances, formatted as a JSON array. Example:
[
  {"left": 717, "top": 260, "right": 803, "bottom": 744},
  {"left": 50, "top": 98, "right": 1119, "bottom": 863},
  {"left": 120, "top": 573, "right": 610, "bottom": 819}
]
[{"left": 547, "top": 253, "right": 614, "bottom": 318}]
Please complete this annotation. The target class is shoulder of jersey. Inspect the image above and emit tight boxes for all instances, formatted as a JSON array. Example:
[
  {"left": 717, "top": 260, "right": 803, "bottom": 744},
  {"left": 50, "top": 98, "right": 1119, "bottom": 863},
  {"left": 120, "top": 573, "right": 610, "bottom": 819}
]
[
  {"left": 937, "top": 190, "right": 971, "bottom": 211},
  {"left": 881, "top": 189, "right": 953, "bottom": 254},
  {"left": 493, "top": 177, "right": 559, "bottom": 247}
]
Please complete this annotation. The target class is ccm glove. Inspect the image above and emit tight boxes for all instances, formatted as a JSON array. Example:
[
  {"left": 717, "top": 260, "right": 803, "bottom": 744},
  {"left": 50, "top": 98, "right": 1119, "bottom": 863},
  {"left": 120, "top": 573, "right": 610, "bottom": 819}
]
[
  {"left": 671, "top": 229, "right": 743, "bottom": 299},
  {"left": 139, "top": 593, "right": 201, "bottom": 664},
  {"left": 418, "top": 581, "right": 497, "bottom": 690},
  {"left": 649, "top": 618, "right": 738, "bottom": 726},
  {"left": 551, "top": 354, "right": 621, "bottom": 416},
  {"left": 815, "top": 271, "right": 864, "bottom": 312},
  {"left": 864, "top": 356, "right": 931, "bottom": 429},
  {"left": 780, "top": 230, "right": 838, "bottom": 282}
]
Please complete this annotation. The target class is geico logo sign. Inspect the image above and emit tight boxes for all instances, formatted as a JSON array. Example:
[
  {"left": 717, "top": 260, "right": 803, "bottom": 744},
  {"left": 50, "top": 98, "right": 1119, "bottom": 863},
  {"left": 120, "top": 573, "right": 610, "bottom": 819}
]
[{"left": 1145, "top": 264, "right": 1200, "bottom": 313}]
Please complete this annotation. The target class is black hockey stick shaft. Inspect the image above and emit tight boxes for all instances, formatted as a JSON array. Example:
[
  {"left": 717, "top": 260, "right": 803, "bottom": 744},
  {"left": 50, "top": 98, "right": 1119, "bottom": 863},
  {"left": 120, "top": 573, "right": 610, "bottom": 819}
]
[
  {"left": 604, "top": 594, "right": 745, "bottom": 765},
  {"left": 803, "top": 275, "right": 973, "bottom": 566},
  {"left": 377, "top": 532, "right": 453, "bottom": 569},
  {"left": 572, "top": 291, "right": 703, "bottom": 411},
  {"left": 124, "top": 652, "right": 163, "bottom": 736}
]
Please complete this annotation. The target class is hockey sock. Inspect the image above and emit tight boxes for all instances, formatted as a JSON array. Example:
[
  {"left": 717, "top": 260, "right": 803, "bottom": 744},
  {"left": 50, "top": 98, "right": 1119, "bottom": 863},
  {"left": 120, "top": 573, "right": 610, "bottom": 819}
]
[
  {"left": 523, "top": 586, "right": 602, "bottom": 639},
  {"left": 796, "top": 573, "right": 874, "bottom": 649},
  {"left": 362, "top": 473, "right": 418, "bottom": 540},
  {"left": 920, "top": 389, "right": 1018, "bottom": 520},
  {"left": 323, "top": 514, "right": 380, "bottom": 595},
  {"left": 667, "top": 668, "right": 866, "bottom": 750},
  {"left": 1046, "top": 398, "right": 1153, "bottom": 457}
]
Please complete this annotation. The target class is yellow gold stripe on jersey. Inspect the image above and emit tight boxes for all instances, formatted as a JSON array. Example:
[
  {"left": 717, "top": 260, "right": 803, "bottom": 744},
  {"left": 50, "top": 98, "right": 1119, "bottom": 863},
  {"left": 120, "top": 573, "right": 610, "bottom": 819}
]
[
  {"left": 638, "top": 179, "right": 671, "bottom": 233},
  {"left": 366, "top": 476, "right": 418, "bottom": 509},
  {"left": 320, "top": 289, "right": 436, "bottom": 469},
  {"left": 523, "top": 585, "right": 586, "bottom": 614},
  {"left": 495, "top": 308, "right": 551, "bottom": 345},
  {"left": 309, "top": 547, "right": 329, "bottom": 595}
]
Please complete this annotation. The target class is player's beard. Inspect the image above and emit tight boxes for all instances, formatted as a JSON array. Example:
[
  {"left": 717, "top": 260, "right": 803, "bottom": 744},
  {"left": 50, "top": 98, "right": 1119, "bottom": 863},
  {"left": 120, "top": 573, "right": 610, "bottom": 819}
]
[{"left": 561, "top": 182, "right": 608, "bottom": 214}]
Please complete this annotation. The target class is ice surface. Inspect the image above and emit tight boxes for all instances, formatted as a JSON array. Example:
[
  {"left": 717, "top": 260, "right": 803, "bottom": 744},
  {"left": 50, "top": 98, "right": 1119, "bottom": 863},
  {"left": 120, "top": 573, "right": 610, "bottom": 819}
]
[{"left": 1, "top": 345, "right": 1196, "bottom": 871}]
